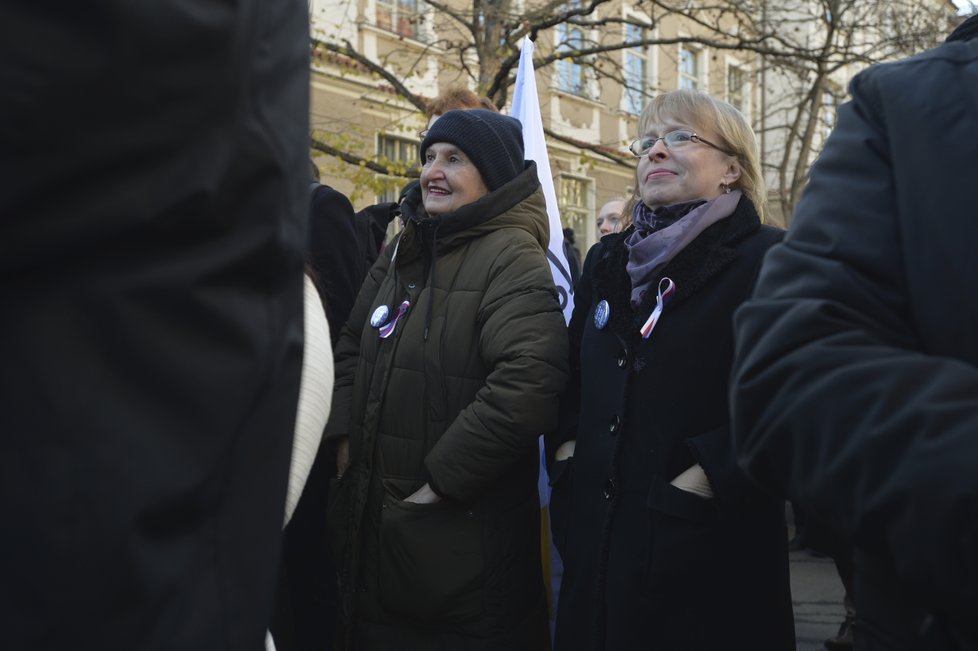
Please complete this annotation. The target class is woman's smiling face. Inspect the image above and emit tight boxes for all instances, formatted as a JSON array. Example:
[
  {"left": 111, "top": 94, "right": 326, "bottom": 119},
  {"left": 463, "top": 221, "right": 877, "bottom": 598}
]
[
  {"left": 635, "top": 121, "right": 741, "bottom": 210},
  {"left": 420, "top": 142, "right": 489, "bottom": 216}
]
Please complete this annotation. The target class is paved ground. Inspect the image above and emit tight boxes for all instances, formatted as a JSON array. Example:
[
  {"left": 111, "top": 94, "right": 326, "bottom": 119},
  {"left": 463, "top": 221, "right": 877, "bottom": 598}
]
[
  {"left": 790, "top": 547, "right": 846, "bottom": 650},
  {"left": 787, "top": 504, "right": 847, "bottom": 651}
]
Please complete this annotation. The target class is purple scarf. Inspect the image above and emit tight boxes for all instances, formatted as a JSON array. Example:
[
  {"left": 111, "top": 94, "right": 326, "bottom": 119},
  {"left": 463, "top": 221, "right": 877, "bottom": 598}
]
[{"left": 625, "top": 190, "right": 741, "bottom": 306}]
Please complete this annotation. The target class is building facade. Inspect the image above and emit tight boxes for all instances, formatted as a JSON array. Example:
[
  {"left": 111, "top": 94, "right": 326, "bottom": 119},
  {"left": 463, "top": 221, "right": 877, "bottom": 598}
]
[{"left": 309, "top": 0, "right": 958, "bottom": 247}]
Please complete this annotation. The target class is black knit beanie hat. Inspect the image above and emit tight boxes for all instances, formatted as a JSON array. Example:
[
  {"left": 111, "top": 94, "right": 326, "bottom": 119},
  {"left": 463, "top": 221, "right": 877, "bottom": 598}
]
[{"left": 420, "top": 109, "right": 525, "bottom": 191}]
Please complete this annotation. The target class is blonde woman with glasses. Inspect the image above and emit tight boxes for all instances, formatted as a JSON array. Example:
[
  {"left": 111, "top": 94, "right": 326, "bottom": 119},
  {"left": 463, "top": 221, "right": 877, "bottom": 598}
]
[{"left": 546, "top": 89, "right": 794, "bottom": 651}]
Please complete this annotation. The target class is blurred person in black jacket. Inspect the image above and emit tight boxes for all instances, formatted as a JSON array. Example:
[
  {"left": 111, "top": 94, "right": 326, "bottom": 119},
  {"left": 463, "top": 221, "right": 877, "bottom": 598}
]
[
  {"left": 732, "top": 16, "right": 978, "bottom": 651},
  {"left": 0, "top": 2, "right": 309, "bottom": 649}
]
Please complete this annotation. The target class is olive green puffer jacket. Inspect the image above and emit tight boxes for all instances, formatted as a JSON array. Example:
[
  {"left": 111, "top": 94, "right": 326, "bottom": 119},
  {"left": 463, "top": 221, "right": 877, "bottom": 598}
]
[{"left": 326, "top": 163, "right": 569, "bottom": 650}]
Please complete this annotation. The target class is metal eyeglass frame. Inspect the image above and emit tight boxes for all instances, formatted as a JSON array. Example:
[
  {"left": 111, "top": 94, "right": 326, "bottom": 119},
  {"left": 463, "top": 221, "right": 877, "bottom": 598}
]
[{"left": 629, "top": 130, "right": 736, "bottom": 157}]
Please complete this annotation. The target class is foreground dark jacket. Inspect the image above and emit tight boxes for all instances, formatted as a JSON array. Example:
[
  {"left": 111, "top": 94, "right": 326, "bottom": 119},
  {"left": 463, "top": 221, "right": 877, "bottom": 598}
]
[
  {"left": 0, "top": 2, "right": 309, "bottom": 649},
  {"left": 549, "top": 196, "right": 794, "bottom": 651},
  {"left": 732, "top": 37, "right": 978, "bottom": 651},
  {"left": 326, "top": 164, "right": 568, "bottom": 650}
]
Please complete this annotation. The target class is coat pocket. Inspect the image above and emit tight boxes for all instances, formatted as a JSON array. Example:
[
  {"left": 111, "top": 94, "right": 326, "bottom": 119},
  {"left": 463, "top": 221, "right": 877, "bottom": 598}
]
[
  {"left": 644, "top": 479, "right": 719, "bottom": 591},
  {"left": 378, "top": 496, "right": 485, "bottom": 623}
]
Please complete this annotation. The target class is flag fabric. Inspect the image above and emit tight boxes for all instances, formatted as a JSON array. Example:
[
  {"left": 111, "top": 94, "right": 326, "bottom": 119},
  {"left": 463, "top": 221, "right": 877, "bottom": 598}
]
[
  {"left": 510, "top": 35, "right": 571, "bottom": 642},
  {"left": 510, "top": 36, "right": 575, "bottom": 325}
]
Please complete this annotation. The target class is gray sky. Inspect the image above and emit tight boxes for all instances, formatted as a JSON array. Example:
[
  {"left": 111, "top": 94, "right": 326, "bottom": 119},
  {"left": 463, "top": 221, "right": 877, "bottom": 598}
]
[{"left": 953, "top": 0, "right": 976, "bottom": 14}]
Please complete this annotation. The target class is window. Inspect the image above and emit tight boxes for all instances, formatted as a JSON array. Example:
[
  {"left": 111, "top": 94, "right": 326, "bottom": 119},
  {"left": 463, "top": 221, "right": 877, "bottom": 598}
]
[
  {"left": 727, "top": 65, "right": 748, "bottom": 114},
  {"left": 624, "top": 24, "right": 648, "bottom": 115},
  {"left": 376, "top": 135, "right": 418, "bottom": 204},
  {"left": 556, "top": 1, "right": 590, "bottom": 97},
  {"left": 376, "top": 0, "right": 419, "bottom": 39},
  {"left": 679, "top": 45, "right": 700, "bottom": 90},
  {"left": 559, "top": 176, "right": 592, "bottom": 252},
  {"left": 557, "top": 25, "right": 588, "bottom": 97}
]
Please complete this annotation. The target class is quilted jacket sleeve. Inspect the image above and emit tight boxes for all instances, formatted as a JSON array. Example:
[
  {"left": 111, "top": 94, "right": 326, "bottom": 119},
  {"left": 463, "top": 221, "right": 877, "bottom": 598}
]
[{"left": 424, "top": 232, "right": 569, "bottom": 502}]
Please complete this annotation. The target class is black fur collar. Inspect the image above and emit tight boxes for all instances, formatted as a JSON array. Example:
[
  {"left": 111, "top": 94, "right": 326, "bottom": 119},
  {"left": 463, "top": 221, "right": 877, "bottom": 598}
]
[{"left": 591, "top": 195, "right": 762, "bottom": 343}]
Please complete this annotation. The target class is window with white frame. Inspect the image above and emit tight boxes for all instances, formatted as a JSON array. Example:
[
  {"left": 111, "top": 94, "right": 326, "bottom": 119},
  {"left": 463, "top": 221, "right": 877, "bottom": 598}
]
[
  {"left": 557, "top": 24, "right": 589, "bottom": 97},
  {"left": 376, "top": 134, "right": 418, "bottom": 204},
  {"left": 559, "top": 176, "right": 592, "bottom": 251},
  {"left": 376, "top": 0, "right": 421, "bottom": 39},
  {"left": 679, "top": 45, "right": 700, "bottom": 90},
  {"left": 727, "top": 65, "right": 748, "bottom": 114},
  {"left": 624, "top": 24, "right": 648, "bottom": 115}
]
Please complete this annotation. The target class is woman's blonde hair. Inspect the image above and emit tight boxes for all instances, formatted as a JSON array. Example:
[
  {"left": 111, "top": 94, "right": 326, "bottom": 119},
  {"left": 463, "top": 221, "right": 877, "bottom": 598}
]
[{"left": 637, "top": 89, "right": 767, "bottom": 221}]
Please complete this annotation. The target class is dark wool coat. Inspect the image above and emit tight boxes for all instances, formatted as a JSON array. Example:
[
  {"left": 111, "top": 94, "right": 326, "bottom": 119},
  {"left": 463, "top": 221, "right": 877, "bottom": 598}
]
[
  {"left": 273, "top": 183, "right": 364, "bottom": 651},
  {"left": 548, "top": 196, "right": 795, "bottom": 651},
  {"left": 733, "top": 37, "right": 978, "bottom": 651},
  {"left": 0, "top": 2, "right": 308, "bottom": 649},
  {"left": 308, "top": 183, "right": 370, "bottom": 345},
  {"left": 326, "top": 164, "right": 569, "bottom": 650}
]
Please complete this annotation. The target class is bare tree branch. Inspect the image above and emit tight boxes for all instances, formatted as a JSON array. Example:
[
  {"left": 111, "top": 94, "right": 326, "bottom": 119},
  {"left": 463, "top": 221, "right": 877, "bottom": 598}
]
[
  {"left": 313, "top": 38, "right": 428, "bottom": 111},
  {"left": 311, "top": 132, "right": 421, "bottom": 178},
  {"left": 544, "top": 128, "right": 634, "bottom": 167}
]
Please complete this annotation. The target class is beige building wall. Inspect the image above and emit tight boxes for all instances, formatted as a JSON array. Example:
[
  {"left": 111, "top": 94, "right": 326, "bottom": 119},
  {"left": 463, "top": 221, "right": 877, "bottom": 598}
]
[{"left": 309, "top": 0, "right": 760, "bottom": 255}]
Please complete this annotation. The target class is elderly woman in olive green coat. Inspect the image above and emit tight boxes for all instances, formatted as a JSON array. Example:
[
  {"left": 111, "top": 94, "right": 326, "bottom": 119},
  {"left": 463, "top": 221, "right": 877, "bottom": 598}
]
[{"left": 325, "top": 109, "right": 568, "bottom": 651}]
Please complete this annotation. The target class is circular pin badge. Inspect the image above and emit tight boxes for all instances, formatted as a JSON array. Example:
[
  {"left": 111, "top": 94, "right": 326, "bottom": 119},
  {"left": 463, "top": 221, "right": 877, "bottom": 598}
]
[
  {"left": 594, "top": 299, "right": 610, "bottom": 330},
  {"left": 370, "top": 305, "right": 390, "bottom": 328}
]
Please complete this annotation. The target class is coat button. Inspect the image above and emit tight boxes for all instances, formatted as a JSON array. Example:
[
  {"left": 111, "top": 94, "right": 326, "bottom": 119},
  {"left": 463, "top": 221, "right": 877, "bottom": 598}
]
[
  {"left": 609, "top": 415, "right": 620, "bottom": 433},
  {"left": 603, "top": 479, "right": 616, "bottom": 501},
  {"left": 617, "top": 351, "right": 627, "bottom": 367}
]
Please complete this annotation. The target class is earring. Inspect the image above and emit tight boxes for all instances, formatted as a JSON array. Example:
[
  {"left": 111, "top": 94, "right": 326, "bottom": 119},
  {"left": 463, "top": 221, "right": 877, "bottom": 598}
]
[{"left": 721, "top": 183, "right": 731, "bottom": 194}]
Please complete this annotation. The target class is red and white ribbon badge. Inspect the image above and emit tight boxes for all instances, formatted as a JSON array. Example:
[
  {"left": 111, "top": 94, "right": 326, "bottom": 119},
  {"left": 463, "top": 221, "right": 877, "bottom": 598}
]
[{"left": 639, "top": 277, "right": 676, "bottom": 340}]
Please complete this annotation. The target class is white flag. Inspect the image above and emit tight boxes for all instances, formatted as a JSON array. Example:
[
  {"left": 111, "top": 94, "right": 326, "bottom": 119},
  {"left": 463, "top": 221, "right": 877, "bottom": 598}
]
[
  {"left": 510, "top": 36, "right": 574, "bottom": 325},
  {"left": 511, "top": 37, "right": 569, "bottom": 642}
]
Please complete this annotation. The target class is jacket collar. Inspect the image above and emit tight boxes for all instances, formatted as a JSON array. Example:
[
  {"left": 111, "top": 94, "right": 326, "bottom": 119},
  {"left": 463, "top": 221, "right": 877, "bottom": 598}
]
[{"left": 592, "top": 195, "right": 762, "bottom": 342}]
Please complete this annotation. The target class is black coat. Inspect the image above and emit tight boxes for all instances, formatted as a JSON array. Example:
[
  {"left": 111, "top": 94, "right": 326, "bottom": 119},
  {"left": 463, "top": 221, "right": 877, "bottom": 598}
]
[
  {"left": 308, "top": 183, "right": 370, "bottom": 344},
  {"left": 274, "top": 183, "right": 366, "bottom": 651},
  {"left": 733, "top": 37, "right": 978, "bottom": 650},
  {"left": 0, "top": 2, "right": 308, "bottom": 649},
  {"left": 548, "top": 196, "right": 794, "bottom": 651}
]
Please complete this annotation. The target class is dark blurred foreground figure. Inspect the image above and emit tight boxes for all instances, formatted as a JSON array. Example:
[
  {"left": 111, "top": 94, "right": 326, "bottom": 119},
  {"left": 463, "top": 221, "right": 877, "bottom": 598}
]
[
  {"left": 0, "top": 3, "right": 309, "bottom": 649},
  {"left": 548, "top": 89, "right": 794, "bottom": 651},
  {"left": 732, "top": 15, "right": 978, "bottom": 651}
]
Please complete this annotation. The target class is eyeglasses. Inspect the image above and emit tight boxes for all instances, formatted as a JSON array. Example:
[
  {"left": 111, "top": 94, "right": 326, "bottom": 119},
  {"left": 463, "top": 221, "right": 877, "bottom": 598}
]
[{"left": 628, "top": 130, "right": 735, "bottom": 157}]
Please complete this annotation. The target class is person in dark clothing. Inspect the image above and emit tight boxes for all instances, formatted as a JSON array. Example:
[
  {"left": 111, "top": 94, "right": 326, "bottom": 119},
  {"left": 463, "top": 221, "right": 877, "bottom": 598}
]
[
  {"left": 273, "top": 164, "right": 366, "bottom": 651},
  {"left": 0, "top": 3, "right": 309, "bottom": 650},
  {"left": 731, "top": 15, "right": 978, "bottom": 651},
  {"left": 354, "top": 180, "right": 417, "bottom": 273},
  {"left": 562, "top": 227, "right": 582, "bottom": 288},
  {"left": 308, "top": 169, "right": 369, "bottom": 344},
  {"left": 547, "top": 89, "right": 794, "bottom": 651}
]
